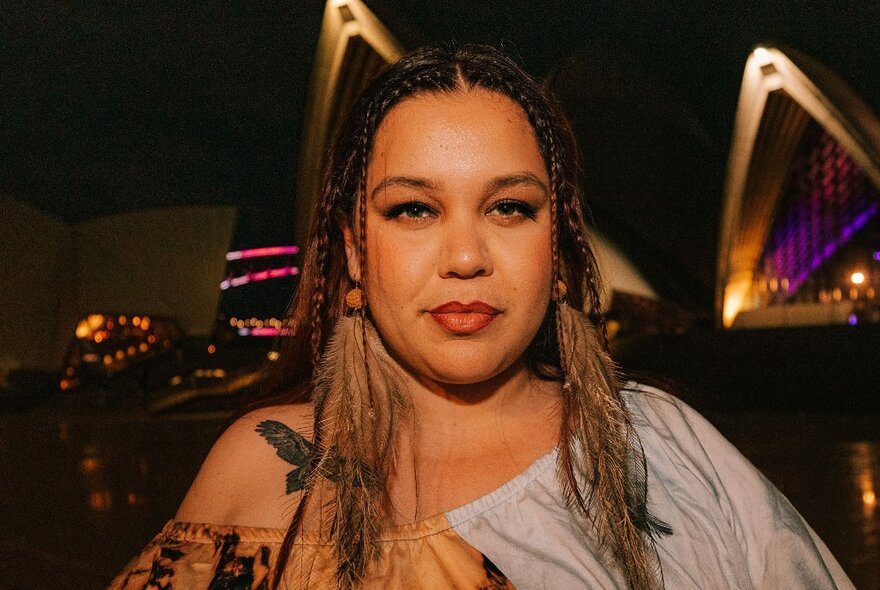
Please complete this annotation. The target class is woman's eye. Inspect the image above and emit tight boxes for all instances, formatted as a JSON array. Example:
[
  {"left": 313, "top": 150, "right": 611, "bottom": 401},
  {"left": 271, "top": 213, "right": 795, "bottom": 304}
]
[
  {"left": 385, "top": 201, "right": 435, "bottom": 220},
  {"left": 490, "top": 200, "right": 537, "bottom": 219}
]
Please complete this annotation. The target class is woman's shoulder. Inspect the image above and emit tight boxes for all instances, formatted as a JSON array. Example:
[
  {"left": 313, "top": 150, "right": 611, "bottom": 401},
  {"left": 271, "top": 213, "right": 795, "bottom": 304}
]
[
  {"left": 618, "top": 380, "right": 731, "bottom": 466},
  {"left": 174, "top": 402, "right": 314, "bottom": 528},
  {"left": 619, "top": 381, "right": 693, "bottom": 425},
  {"left": 619, "top": 380, "right": 766, "bottom": 495}
]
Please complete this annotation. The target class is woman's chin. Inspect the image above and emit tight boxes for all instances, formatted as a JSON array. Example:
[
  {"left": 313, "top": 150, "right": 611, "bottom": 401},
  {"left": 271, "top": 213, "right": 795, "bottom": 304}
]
[
  {"left": 417, "top": 354, "right": 523, "bottom": 388},
  {"left": 383, "top": 336, "right": 529, "bottom": 389}
]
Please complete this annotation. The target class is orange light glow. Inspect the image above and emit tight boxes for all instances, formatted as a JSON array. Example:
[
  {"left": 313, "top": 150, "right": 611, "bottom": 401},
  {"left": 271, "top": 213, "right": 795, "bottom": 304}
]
[
  {"left": 103, "top": 355, "right": 113, "bottom": 366},
  {"left": 94, "top": 332, "right": 104, "bottom": 343},
  {"left": 138, "top": 343, "right": 148, "bottom": 352},
  {"left": 863, "top": 491, "right": 876, "bottom": 506},
  {"left": 87, "top": 314, "right": 105, "bottom": 330},
  {"left": 851, "top": 272, "right": 865, "bottom": 285},
  {"left": 80, "top": 457, "right": 101, "bottom": 474},
  {"left": 132, "top": 316, "right": 141, "bottom": 327},
  {"left": 147, "top": 335, "right": 156, "bottom": 344},
  {"left": 75, "top": 320, "right": 91, "bottom": 339},
  {"left": 115, "top": 350, "right": 125, "bottom": 361},
  {"left": 207, "top": 344, "right": 216, "bottom": 354},
  {"left": 89, "top": 490, "right": 113, "bottom": 511},
  {"left": 127, "top": 346, "right": 136, "bottom": 356},
  {"left": 140, "top": 317, "right": 150, "bottom": 330},
  {"left": 118, "top": 315, "right": 127, "bottom": 325}
]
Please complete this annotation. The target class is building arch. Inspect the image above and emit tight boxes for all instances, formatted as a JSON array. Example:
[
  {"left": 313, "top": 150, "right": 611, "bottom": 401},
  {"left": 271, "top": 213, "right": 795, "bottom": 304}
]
[
  {"left": 718, "top": 46, "right": 880, "bottom": 328},
  {"left": 293, "top": 0, "right": 405, "bottom": 244}
]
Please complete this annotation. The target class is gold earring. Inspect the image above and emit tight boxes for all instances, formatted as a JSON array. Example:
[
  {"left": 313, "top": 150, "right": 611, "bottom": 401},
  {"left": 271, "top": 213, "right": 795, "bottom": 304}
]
[
  {"left": 554, "top": 279, "right": 568, "bottom": 302},
  {"left": 345, "top": 286, "right": 364, "bottom": 311}
]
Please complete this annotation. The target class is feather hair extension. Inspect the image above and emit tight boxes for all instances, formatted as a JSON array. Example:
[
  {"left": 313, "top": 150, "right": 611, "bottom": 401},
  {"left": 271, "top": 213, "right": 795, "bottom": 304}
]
[
  {"left": 309, "top": 314, "right": 408, "bottom": 588},
  {"left": 555, "top": 301, "right": 667, "bottom": 589}
]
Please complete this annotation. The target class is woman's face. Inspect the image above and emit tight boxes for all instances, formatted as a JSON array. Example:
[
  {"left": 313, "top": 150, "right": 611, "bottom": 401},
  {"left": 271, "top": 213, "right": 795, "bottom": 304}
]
[{"left": 346, "top": 88, "right": 553, "bottom": 388}]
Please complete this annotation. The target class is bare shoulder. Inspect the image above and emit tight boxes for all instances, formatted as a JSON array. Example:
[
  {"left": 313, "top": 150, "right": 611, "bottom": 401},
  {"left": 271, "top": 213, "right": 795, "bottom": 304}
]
[{"left": 175, "top": 402, "right": 314, "bottom": 528}]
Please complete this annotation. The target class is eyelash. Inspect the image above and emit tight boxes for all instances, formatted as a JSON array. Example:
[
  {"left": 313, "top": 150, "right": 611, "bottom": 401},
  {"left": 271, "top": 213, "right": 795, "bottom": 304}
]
[
  {"left": 384, "top": 201, "right": 434, "bottom": 220},
  {"left": 383, "top": 199, "right": 537, "bottom": 220},
  {"left": 492, "top": 199, "right": 537, "bottom": 219}
]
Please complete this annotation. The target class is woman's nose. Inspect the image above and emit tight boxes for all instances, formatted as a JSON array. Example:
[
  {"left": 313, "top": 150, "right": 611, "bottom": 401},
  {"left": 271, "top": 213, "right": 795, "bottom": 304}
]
[{"left": 438, "top": 221, "right": 493, "bottom": 279}]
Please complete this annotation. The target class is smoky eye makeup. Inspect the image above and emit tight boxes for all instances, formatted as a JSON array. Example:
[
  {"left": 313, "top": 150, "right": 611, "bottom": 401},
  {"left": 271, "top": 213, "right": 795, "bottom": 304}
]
[
  {"left": 489, "top": 198, "right": 539, "bottom": 219},
  {"left": 381, "top": 200, "right": 437, "bottom": 220}
]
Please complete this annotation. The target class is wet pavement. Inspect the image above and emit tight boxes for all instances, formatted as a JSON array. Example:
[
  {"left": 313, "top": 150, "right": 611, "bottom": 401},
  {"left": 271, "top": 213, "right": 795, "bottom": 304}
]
[{"left": 1, "top": 396, "right": 878, "bottom": 589}]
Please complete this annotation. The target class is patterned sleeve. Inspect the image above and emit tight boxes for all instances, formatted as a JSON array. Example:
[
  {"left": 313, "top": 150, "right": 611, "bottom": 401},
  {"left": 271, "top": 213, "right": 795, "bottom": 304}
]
[{"left": 107, "top": 521, "right": 279, "bottom": 590}]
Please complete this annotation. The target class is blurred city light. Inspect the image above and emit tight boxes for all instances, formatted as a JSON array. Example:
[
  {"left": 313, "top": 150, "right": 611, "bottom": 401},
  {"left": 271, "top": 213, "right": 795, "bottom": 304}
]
[{"left": 225, "top": 245, "right": 299, "bottom": 261}]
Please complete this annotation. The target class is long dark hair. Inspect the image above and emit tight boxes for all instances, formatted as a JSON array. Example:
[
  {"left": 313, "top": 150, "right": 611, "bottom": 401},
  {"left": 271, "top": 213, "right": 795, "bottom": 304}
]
[{"left": 262, "top": 44, "right": 662, "bottom": 589}]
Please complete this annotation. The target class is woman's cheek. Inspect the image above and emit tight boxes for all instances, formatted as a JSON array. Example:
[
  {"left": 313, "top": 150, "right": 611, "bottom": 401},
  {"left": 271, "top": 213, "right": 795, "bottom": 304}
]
[{"left": 368, "top": 228, "right": 433, "bottom": 302}]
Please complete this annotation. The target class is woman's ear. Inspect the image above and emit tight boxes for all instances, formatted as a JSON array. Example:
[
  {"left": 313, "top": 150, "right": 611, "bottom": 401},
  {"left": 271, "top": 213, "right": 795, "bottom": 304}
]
[{"left": 340, "top": 221, "right": 362, "bottom": 282}]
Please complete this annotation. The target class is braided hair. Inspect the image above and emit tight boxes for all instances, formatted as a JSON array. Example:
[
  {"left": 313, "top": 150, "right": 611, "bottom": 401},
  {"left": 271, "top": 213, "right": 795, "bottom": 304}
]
[{"left": 263, "top": 44, "right": 661, "bottom": 589}]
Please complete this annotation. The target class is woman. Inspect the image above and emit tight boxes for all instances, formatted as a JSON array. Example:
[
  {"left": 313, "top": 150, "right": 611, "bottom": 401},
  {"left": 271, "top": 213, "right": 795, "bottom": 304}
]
[{"left": 110, "top": 45, "right": 852, "bottom": 589}]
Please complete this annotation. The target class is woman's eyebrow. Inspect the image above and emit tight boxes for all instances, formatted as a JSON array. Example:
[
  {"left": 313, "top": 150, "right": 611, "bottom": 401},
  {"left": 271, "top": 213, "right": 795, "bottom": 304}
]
[
  {"left": 370, "top": 176, "right": 437, "bottom": 200},
  {"left": 484, "top": 172, "right": 549, "bottom": 196},
  {"left": 369, "top": 172, "right": 549, "bottom": 201}
]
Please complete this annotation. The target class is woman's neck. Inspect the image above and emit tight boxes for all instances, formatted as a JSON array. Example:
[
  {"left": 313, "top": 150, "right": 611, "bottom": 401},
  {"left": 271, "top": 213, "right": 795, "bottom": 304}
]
[
  {"left": 399, "top": 359, "right": 558, "bottom": 445},
  {"left": 383, "top": 359, "right": 562, "bottom": 523}
]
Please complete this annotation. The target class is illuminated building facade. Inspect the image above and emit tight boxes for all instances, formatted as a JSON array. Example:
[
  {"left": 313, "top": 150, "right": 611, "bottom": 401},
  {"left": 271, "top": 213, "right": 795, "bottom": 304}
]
[
  {"left": 718, "top": 47, "right": 880, "bottom": 328},
  {"left": 0, "top": 203, "right": 236, "bottom": 378}
]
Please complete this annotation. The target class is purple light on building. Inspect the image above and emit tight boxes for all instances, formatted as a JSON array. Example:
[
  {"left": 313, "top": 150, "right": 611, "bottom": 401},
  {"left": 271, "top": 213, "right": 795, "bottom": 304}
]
[{"left": 762, "top": 128, "right": 880, "bottom": 298}]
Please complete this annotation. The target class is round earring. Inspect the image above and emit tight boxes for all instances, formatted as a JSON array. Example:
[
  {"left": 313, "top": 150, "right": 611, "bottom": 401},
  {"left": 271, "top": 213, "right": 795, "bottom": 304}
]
[
  {"left": 554, "top": 279, "right": 568, "bottom": 302},
  {"left": 345, "top": 286, "right": 364, "bottom": 311}
]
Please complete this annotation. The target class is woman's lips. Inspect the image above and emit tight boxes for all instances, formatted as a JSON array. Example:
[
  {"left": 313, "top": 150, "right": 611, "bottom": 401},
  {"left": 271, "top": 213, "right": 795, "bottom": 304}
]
[{"left": 428, "top": 301, "right": 500, "bottom": 334}]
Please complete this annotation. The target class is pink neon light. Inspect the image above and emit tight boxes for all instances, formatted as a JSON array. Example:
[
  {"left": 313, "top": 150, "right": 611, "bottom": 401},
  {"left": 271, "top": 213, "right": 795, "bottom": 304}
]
[
  {"left": 237, "top": 327, "right": 291, "bottom": 337},
  {"left": 226, "top": 246, "right": 299, "bottom": 261},
  {"left": 230, "top": 275, "right": 251, "bottom": 288},
  {"left": 220, "top": 266, "right": 300, "bottom": 290}
]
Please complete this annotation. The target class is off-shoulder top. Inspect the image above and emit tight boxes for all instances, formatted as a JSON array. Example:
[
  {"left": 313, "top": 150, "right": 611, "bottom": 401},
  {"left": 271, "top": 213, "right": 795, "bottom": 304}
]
[{"left": 108, "top": 384, "right": 854, "bottom": 589}]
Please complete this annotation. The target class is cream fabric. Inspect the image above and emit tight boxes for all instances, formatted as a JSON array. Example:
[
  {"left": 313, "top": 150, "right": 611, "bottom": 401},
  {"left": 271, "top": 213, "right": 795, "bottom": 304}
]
[{"left": 449, "top": 383, "right": 854, "bottom": 589}]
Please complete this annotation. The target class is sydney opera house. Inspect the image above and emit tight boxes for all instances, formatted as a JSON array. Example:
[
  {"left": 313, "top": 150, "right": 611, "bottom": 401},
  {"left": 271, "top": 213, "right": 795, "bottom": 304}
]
[{"left": 2, "top": 1, "right": 878, "bottom": 412}]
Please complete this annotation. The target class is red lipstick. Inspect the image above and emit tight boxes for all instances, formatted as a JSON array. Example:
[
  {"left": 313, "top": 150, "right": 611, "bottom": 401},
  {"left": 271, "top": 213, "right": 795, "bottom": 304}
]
[{"left": 428, "top": 301, "right": 500, "bottom": 334}]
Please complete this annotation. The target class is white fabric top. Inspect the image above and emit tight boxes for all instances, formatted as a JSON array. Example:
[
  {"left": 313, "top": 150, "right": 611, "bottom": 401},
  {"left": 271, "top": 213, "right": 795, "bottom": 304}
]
[{"left": 445, "top": 383, "right": 854, "bottom": 589}]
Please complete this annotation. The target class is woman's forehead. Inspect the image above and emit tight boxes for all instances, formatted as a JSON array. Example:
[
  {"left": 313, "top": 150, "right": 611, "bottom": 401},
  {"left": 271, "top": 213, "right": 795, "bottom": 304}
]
[{"left": 367, "top": 88, "right": 548, "bottom": 190}]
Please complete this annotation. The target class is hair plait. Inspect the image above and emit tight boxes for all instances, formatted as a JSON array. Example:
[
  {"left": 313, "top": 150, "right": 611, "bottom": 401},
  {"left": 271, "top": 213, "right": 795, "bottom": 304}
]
[{"left": 259, "top": 43, "right": 661, "bottom": 590}]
